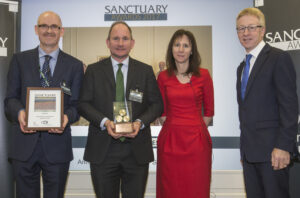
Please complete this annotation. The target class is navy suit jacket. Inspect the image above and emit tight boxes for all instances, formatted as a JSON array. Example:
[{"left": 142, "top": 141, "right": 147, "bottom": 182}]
[
  {"left": 78, "top": 57, "right": 163, "bottom": 165},
  {"left": 237, "top": 44, "right": 298, "bottom": 163},
  {"left": 4, "top": 47, "right": 84, "bottom": 163}
]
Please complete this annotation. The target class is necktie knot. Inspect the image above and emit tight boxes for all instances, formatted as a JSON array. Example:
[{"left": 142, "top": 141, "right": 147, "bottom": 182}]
[
  {"left": 118, "top": 63, "right": 123, "bottom": 70},
  {"left": 246, "top": 54, "right": 252, "bottom": 63},
  {"left": 45, "top": 55, "right": 51, "bottom": 62}
]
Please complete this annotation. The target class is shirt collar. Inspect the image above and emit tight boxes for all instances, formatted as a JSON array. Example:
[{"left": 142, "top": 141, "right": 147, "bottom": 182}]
[
  {"left": 247, "top": 40, "right": 265, "bottom": 59},
  {"left": 111, "top": 56, "right": 129, "bottom": 69},
  {"left": 38, "top": 46, "right": 60, "bottom": 61}
]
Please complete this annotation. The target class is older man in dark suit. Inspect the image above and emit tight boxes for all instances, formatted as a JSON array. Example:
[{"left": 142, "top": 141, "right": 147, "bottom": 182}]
[
  {"left": 78, "top": 21, "right": 163, "bottom": 198},
  {"left": 4, "top": 11, "right": 83, "bottom": 198},
  {"left": 236, "top": 8, "right": 298, "bottom": 198}
]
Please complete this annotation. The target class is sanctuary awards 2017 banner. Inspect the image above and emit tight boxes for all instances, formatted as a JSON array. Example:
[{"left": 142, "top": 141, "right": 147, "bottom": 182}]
[
  {"left": 104, "top": 4, "right": 168, "bottom": 21},
  {"left": 256, "top": 0, "right": 300, "bottom": 197}
]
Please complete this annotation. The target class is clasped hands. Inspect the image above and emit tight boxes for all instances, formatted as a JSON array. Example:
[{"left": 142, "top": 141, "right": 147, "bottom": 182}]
[
  {"left": 105, "top": 120, "right": 141, "bottom": 139},
  {"left": 18, "top": 109, "right": 68, "bottom": 134}
]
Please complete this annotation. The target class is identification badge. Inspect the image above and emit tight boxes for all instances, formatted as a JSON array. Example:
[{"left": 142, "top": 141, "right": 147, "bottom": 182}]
[
  {"left": 129, "top": 89, "right": 143, "bottom": 103},
  {"left": 60, "top": 81, "right": 72, "bottom": 96}
]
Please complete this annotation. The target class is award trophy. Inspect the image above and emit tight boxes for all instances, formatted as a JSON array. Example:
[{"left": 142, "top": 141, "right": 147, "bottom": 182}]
[{"left": 113, "top": 101, "right": 133, "bottom": 133}]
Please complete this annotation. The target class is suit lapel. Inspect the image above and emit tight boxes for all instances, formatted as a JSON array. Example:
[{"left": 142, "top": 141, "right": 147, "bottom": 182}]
[
  {"left": 31, "top": 48, "right": 43, "bottom": 86},
  {"left": 237, "top": 61, "right": 244, "bottom": 103},
  {"left": 102, "top": 58, "right": 116, "bottom": 99},
  {"left": 51, "top": 50, "right": 65, "bottom": 86},
  {"left": 126, "top": 57, "right": 136, "bottom": 99},
  {"left": 244, "top": 44, "right": 271, "bottom": 100}
]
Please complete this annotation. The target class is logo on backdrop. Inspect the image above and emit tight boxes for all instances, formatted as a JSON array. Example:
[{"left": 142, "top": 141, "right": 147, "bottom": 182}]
[
  {"left": 104, "top": 4, "right": 168, "bottom": 21},
  {"left": 0, "top": 37, "right": 8, "bottom": 57},
  {"left": 266, "top": 28, "right": 300, "bottom": 51}
]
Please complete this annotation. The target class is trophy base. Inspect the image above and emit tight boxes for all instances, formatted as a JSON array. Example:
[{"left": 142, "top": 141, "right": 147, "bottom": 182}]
[{"left": 115, "top": 123, "right": 133, "bottom": 133}]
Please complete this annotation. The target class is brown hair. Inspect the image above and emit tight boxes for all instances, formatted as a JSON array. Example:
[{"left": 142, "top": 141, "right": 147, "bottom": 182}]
[
  {"left": 107, "top": 21, "right": 133, "bottom": 40},
  {"left": 166, "top": 29, "right": 201, "bottom": 76}
]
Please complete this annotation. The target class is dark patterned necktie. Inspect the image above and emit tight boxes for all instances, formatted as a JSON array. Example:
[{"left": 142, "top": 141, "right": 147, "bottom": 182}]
[
  {"left": 116, "top": 63, "right": 124, "bottom": 101},
  {"left": 241, "top": 54, "right": 252, "bottom": 100},
  {"left": 41, "top": 55, "right": 52, "bottom": 87}
]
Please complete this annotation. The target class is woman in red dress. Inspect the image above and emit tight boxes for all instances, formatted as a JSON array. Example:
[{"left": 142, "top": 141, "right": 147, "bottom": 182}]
[{"left": 156, "top": 29, "right": 214, "bottom": 198}]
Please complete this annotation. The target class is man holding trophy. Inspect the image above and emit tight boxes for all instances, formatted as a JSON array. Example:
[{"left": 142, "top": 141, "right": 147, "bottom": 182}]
[
  {"left": 78, "top": 21, "right": 163, "bottom": 198},
  {"left": 4, "top": 11, "right": 84, "bottom": 198}
]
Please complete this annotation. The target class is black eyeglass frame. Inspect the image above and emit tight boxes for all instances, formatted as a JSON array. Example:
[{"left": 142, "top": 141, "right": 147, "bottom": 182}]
[
  {"left": 236, "top": 25, "right": 263, "bottom": 33},
  {"left": 37, "top": 24, "right": 61, "bottom": 31}
]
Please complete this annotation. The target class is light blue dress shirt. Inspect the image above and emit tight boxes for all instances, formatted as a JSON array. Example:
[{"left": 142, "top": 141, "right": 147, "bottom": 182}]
[{"left": 38, "top": 46, "right": 59, "bottom": 76}]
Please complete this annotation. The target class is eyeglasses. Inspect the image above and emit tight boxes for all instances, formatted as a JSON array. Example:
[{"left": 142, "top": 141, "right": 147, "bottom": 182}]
[
  {"left": 38, "top": 24, "right": 61, "bottom": 31},
  {"left": 236, "top": 25, "right": 262, "bottom": 33}
]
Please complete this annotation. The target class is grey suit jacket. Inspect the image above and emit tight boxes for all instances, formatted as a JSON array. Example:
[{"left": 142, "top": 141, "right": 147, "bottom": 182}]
[{"left": 78, "top": 57, "right": 163, "bottom": 165}]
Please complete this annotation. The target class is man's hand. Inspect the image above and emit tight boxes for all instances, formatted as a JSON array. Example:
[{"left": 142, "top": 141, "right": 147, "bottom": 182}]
[
  {"left": 158, "top": 116, "right": 166, "bottom": 125},
  {"left": 271, "top": 148, "right": 290, "bottom": 170},
  {"left": 49, "top": 114, "right": 69, "bottom": 134},
  {"left": 105, "top": 120, "right": 123, "bottom": 139},
  {"left": 123, "top": 121, "right": 141, "bottom": 138},
  {"left": 18, "top": 110, "right": 36, "bottom": 133}
]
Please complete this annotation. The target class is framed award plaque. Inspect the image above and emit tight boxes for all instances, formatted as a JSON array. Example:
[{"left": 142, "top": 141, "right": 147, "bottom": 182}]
[{"left": 24, "top": 87, "right": 64, "bottom": 131}]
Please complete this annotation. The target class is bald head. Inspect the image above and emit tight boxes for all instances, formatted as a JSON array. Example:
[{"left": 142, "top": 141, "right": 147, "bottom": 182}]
[{"left": 37, "top": 11, "right": 62, "bottom": 27}]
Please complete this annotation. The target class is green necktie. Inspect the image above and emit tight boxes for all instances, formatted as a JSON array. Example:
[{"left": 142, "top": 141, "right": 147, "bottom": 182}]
[
  {"left": 116, "top": 63, "right": 126, "bottom": 142},
  {"left": 116, "top": 63, "right": 125, "bottom": 102}
]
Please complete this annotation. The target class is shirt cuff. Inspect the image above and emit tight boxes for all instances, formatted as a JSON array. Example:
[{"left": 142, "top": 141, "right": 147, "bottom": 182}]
[
  {"left": 100, "top": 117, "right": 109, "bottom": 131},
  {"left": 135, "top": 119, "right": 145, "bottom": 130}
]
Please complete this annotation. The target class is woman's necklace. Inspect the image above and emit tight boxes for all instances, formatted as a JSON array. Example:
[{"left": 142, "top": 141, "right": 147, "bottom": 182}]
[
  {"left": 178, "top": 72, "right": 188, "bottom": 77},
  {"left": 176, "top": 72, "right": 191, "bottom": 84},
  {"left": 177, "top": 72, "right": 191, "bottom": 78}
]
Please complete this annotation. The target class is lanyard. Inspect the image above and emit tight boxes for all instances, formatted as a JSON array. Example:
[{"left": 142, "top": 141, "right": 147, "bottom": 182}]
[{"left": 39, "top": 68, "right": 50, "bottom": 87}]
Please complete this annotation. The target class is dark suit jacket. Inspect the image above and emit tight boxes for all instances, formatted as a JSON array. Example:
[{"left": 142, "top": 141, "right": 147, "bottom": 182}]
[
  {"left": 236, "top": 43, "right": 298, "bottom": 163},
  {"left": 4, "top": 47, "right": 84, "bottom": 163},
  {"left": 78, "top": 57, "right": 163, "bottom": 165}
]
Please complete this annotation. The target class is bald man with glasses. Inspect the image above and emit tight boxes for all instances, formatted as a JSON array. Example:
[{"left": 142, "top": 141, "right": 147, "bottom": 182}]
[{"left": 4, "top": 11, "right": 84, "bottom": 198}]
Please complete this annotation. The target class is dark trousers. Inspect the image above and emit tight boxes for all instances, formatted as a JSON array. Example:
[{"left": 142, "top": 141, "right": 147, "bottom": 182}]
[
  {"left": 90, "top": 142, "right": 149, "bottom": 198},
  {"left": 12, "top": 138, "right": 70, "bottom": 198},
  {"left": 243, "top": 159, "right": 290, "bottom": 198}
]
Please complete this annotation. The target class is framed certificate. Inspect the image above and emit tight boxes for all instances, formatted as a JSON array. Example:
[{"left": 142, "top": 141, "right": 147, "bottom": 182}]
[{"left": 24, "top": 87, "right": 64, "bottom": 131}]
